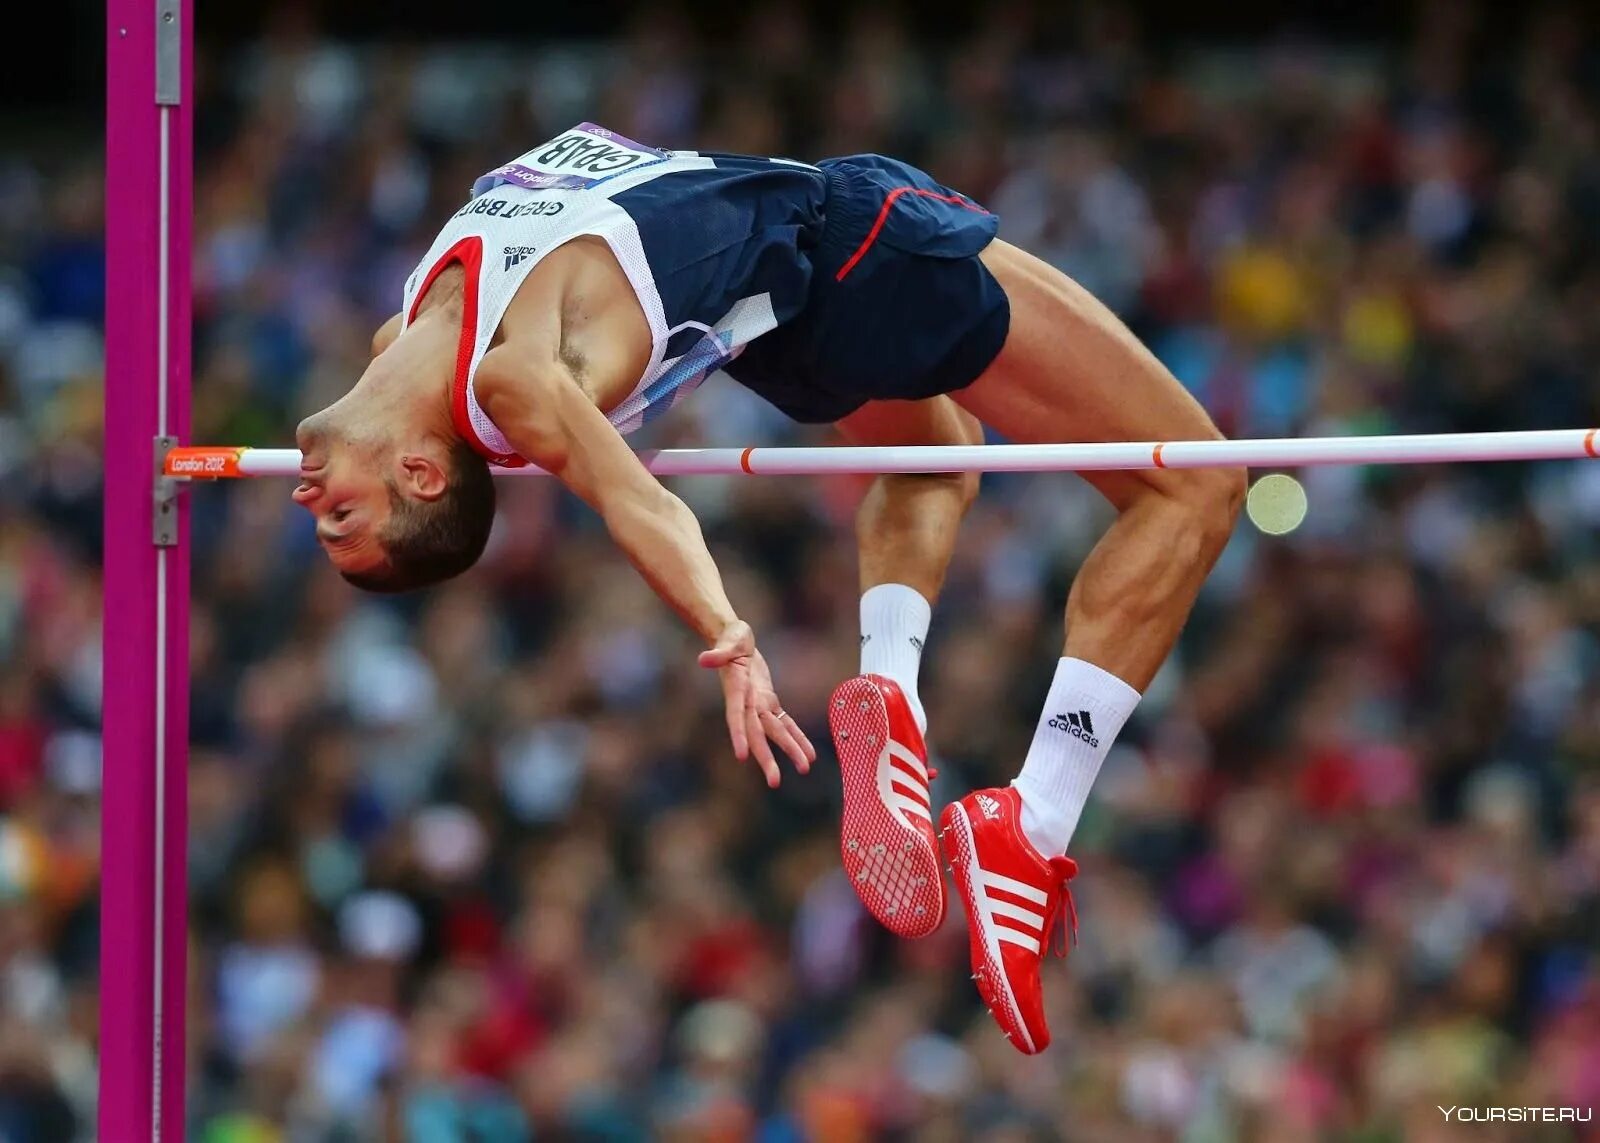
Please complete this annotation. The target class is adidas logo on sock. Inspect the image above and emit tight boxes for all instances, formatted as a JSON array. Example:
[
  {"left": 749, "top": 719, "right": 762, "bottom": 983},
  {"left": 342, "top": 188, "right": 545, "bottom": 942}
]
[
  {"left": 1048, "top": 709, "right": 1099, "bottom": 748},
  {"left": 975, "top": 793, "right": 1002, "bottom": 819}
]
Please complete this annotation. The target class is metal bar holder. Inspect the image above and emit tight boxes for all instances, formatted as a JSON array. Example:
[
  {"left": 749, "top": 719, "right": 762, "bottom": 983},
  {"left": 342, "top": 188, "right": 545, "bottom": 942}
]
[
  {"left": 153, "top": 435, "right": 180, "bottom": 546},
  {"left": 155, "top": 0, "right": 180, "bottom": 105}
]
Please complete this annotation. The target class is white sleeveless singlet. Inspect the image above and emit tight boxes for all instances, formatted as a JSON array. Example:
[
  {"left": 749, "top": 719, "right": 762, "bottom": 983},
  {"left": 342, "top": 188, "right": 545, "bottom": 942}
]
[{"left": 400, "top": 123, "right": 776, "bottom": 466}]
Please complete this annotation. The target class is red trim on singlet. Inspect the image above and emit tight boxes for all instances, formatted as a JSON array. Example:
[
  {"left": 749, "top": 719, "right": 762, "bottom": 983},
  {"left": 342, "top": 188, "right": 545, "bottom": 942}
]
[
  {"left": 409, "top": 235, "right": 527, "bottom": 469},
  {"left": 834, "top": 187, "right": 992, "bottom": 282}
]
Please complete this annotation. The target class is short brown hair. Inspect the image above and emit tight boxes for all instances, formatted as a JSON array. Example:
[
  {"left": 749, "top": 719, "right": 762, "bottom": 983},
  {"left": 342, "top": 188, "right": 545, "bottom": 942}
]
[{"left": 340, "top": 442, "right": 496, "bottom": 593}]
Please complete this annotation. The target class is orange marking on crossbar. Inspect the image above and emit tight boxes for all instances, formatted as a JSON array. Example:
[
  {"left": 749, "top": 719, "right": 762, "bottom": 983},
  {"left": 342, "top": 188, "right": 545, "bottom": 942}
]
[
  {"left": 740, "top": 447, "right": 755, "bottom": 473},
  {"left": 1586, "top": 428, "right": 1598, "bottom": 458},
  {"left": 1152, "top": 442, "right": 1167, "bottom": 468},
  {"left": 164, "top": 446, "right": 246, "bottom": 478}
]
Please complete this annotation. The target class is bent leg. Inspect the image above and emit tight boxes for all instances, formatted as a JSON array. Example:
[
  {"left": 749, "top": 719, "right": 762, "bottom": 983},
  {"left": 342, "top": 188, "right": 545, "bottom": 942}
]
[
  {"left": 945, "top": 240, "right": 1243, "bottom": 863},
  {"left": 955, "top": 240, "right": 1245, "bottom": 689},
  {"left": 828, "top": 398, "right": 983, "bottom": 938},
  {"left": 837, "top": 397, "right": 985, "bottom": 600},
  {"left": 835, "top": 396, "right": 983, "bottom": 732}
]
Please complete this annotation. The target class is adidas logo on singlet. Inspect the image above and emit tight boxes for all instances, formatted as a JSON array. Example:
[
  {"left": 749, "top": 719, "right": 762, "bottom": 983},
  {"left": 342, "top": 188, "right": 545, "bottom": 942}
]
[{"left": 503, "top": 245, "right": 538, "bottom": 271}]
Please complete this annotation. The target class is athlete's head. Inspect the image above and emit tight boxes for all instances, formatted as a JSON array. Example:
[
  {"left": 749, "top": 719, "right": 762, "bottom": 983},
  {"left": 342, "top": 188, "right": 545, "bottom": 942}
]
[{"left": 292, "top": 311, "right": 495, "bottom": 592}]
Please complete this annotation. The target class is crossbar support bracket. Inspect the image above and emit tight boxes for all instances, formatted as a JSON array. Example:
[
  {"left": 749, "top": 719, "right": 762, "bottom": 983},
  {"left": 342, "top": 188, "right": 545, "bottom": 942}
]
[
  {"left": 153, "top": 435, "right": 179, "bottom": 546},
  {"left": 155, "top": 0, "right": 181, "bottom": 104}
]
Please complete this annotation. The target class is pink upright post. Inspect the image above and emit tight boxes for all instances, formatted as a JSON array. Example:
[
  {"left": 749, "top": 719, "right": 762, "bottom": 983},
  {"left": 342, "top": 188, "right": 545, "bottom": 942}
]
[{"left": 102, "top": 0, "right": 191, "bottom": 1137}]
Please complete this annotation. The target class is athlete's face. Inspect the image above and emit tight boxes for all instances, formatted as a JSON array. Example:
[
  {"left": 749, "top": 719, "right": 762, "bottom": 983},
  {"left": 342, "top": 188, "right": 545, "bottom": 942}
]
[{"left": 292, "top": 412, "right": 397, "bottom": 577}]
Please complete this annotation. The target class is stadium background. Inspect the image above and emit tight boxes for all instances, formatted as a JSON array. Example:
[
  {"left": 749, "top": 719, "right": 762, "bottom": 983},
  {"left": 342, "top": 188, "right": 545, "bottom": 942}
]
[{"left": 4, "top": 1, "right": 1600, "bottom": 1139}]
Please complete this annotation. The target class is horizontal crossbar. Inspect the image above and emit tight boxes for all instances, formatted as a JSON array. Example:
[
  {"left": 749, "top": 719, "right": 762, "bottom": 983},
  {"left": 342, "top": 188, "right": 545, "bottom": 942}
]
[{"left": 163, "top": 430, "right": 1600, "bottom": 479}]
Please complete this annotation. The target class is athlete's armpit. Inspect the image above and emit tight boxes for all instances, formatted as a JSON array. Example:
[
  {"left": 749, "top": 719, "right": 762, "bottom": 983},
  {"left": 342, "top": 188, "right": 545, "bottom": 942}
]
[{"left": 473, "top": 346, "right": 582, "bottom": 475}]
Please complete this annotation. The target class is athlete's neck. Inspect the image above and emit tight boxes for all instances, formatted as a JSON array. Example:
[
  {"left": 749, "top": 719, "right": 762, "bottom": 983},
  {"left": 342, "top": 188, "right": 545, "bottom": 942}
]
[{"left": 355, "top": 303, "right": 459, "bottom": 446}]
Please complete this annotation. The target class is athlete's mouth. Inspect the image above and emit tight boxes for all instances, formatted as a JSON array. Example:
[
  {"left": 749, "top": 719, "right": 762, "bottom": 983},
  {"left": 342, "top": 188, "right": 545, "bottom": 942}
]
[{"left": 292, "top": 472, "right": 325, "bottom": 504}]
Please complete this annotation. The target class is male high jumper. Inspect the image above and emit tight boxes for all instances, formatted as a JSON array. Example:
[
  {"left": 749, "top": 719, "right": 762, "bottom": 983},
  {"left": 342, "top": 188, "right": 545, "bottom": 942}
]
[{"left": 293, "top": 124, "right": 1244, "bottom": 1054}]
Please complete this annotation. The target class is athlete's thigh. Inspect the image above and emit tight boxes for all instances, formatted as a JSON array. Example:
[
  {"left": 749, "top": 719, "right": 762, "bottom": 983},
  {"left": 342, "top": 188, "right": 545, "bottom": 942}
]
[
  {"left": 954, "top": 240, "right": 1223, "bottom": 508},
  {"left": 835, "top": 396, "right": 984, "bottom": 447}
]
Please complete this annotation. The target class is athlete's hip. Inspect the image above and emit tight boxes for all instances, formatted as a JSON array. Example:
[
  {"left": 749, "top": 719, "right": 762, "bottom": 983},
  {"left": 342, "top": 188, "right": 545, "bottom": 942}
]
[
  {"left": 727, "top": 157, "right": 1009, "bottom": 421},
  {"left": 813, "top": 154, "right": 1000, "bottom": 275}
]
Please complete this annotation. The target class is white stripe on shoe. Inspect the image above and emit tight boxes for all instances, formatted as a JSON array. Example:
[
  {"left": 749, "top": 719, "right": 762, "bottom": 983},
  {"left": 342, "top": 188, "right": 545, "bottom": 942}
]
[
  {"left": 888, "top": 791, "right": 933, "bottom": 822},
  {"left": 888, "top": 740, "right": 929, "bottom": 783},
  {"left": 977, "top": 869, "right": 1049, "bottom": 906},
  {"left": 975, "top": 882, "right": 1049, "bottom": 949},
  {"left": 890, "top": 772, "right": 930, "bottom": 803},
  {"left": 995, "top": 928, "right": 1042, "bottom": 955},
  {"left": 877, "top": 739, "right": 934, "bottom": 833},
  {"left": 985, "top": 897, "right": 1046, "bottom": 929}
]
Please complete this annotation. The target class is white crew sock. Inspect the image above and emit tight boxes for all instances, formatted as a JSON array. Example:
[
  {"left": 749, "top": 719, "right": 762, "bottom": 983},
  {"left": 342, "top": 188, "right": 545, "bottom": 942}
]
[
  {"left": 1012, "top": 657, "right": 1141, "bottom": 857},
  {"left": 859, "top": 583, "right": 931, "bottom": 734}
]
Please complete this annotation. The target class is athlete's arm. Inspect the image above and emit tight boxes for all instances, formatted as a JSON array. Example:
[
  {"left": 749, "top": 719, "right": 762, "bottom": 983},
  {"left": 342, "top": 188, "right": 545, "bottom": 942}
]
[{"left": 475, "top": 347, "right": 815, "bottom": 785}]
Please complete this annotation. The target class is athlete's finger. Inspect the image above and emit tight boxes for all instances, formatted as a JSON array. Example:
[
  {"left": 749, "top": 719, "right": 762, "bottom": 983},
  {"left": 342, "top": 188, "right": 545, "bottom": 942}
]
[
  {"left": 787, "top": 715, "right": 817, "bottom": 766},
  {"left": 721, "top": 677, "right": 749, "bottom": 762},
  {"left": 748, "top": 705, "right": 780, "bottom": 787},
  {"left": 763, "top": 710, "right": 811, "bottom": 774}
]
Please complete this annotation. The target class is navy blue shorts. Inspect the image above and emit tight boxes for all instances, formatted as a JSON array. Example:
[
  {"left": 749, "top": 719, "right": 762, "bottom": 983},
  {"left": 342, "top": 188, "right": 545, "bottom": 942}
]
[{"left": 725, "top": 154, "right": 1010, "bottom": 424}]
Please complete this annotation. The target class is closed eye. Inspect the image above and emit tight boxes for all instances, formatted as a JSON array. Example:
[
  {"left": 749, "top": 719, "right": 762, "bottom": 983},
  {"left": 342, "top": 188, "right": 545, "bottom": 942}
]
[{"left": 318, "top": 507, "right": 358, "bottom": 546}]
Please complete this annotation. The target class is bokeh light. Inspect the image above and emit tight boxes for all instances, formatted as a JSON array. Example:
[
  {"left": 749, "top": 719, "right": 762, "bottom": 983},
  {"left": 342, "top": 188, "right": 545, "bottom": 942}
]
[{"left": 1246, "top": 473, "right": 1308, "bottom": 535}]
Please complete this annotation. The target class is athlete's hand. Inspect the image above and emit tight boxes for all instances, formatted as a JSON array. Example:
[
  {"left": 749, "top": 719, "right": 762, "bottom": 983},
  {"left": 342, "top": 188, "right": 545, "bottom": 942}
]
[{"left": 699, "top": 620, "right": 816, "bottom": 787}]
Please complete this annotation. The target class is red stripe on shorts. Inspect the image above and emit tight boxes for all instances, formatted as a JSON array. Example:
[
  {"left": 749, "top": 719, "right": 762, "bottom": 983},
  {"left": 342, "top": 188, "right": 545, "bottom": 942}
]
[{"left": 835, "top": 187, "right": 990, "bottom": 282}]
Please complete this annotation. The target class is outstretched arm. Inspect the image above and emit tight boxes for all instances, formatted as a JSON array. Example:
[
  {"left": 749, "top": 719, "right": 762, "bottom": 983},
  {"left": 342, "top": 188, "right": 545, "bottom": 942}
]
[{"left": 475, "top": 346, "right": 815, "bottom": 784}]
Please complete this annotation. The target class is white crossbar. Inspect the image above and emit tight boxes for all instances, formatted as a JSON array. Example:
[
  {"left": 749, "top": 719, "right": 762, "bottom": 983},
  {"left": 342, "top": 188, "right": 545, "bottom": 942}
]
[{"left": 167, "top": 429, "right": 1599, "bottom": 479}]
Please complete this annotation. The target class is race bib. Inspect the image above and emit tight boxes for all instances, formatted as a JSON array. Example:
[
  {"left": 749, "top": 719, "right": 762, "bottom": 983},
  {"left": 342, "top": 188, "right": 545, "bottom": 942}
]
[{"left": 473, "top": 123, "right": 671, "bottom": 194}]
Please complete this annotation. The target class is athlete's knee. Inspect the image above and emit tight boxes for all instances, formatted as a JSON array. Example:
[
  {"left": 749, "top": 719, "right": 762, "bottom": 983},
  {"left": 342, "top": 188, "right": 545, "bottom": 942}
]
[
  {"left": 1120, "top": 462, "right": 1242, "bottom": 566},
  {"left": 862, "top": 470, "right": 980, "bottom": 515},
  {"left": 925, "top": 469, "right": 981, "bottom": 510},
  {"left": 857, "top": 467, "right": 979, "bottom": 534},
  {"left": 1174, "top": 464, "right": 1245, "bottom": 560}
]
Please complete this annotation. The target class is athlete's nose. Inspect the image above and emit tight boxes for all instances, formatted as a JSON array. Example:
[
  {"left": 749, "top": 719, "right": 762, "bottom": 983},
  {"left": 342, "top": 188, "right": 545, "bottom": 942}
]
[{"left": 295, "top": 414, "right": 329, "bottom": 470}]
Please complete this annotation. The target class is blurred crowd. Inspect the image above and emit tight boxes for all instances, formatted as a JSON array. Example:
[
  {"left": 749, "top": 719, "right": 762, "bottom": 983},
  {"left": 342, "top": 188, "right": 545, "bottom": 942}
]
[{"left": 4, "top": 1, "right": 1600, "bottom": 1139}]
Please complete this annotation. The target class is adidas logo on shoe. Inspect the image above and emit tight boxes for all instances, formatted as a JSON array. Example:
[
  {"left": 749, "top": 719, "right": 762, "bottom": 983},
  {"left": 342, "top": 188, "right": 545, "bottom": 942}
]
[
  {"left": 976, "top": 793, "right": 1002, "bottom": 820},
  {"left": 1048, "top": 709, "right": 1099, "bottom": 748}
]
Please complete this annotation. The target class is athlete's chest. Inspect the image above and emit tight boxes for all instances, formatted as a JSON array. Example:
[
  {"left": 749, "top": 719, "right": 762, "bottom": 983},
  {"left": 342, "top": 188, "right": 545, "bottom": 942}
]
[{"left": 501, "top": 243, "right": 653, "bottom": 411}]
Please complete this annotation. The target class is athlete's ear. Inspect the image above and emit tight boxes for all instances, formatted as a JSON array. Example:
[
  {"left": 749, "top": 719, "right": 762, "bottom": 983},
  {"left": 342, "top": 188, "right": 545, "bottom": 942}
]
[{"left": 398, "top": 452, "right": 449, "bottom": 502}]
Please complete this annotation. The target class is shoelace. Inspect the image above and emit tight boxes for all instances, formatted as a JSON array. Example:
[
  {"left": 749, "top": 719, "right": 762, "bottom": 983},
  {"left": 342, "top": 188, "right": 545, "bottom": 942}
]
[{"left": 1043, "top": 856, "right": 1080, "bottom": 959}]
